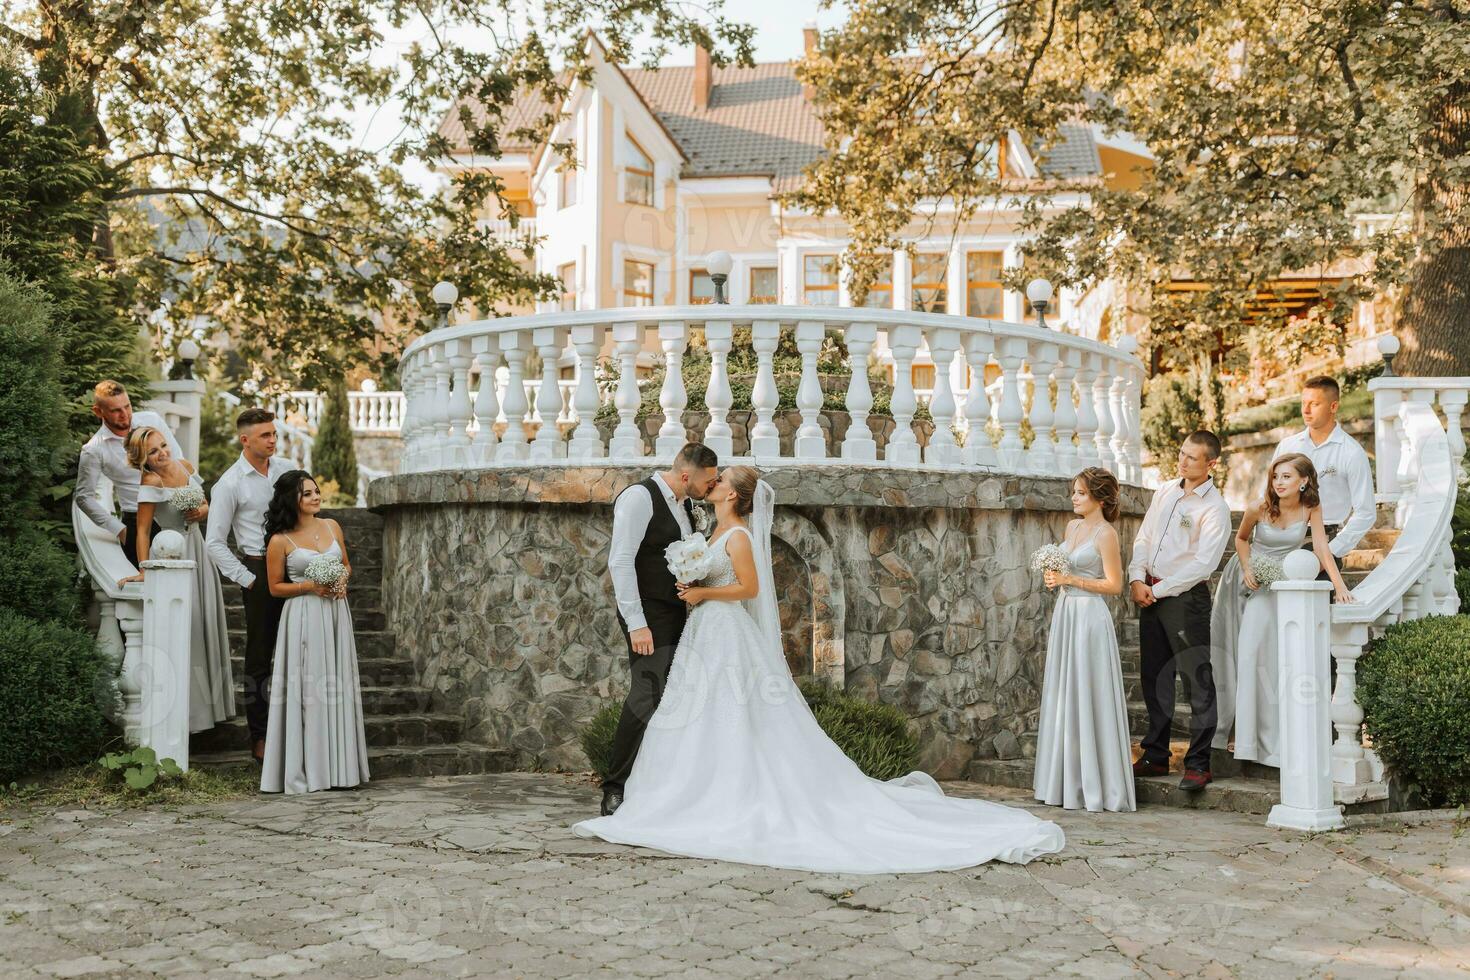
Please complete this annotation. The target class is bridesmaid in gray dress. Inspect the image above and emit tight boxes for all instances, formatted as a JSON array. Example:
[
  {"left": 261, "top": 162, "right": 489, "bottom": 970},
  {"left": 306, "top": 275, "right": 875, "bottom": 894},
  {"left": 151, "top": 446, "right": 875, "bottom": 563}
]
[
  {"left": 259, "top": 470, "right": 369, "bottom": 794},
  {"left": 119, "top": 427, "right": 234, "bottom": 732},
  {"left": 1033, "top": 467, "right": 1136, "bottom": 813}
]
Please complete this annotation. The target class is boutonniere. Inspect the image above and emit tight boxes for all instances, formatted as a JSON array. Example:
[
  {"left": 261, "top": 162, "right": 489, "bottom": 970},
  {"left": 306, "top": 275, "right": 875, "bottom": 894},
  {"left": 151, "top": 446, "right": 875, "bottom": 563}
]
[
  {"left": 1320, "top": 465, "right": 1339, "bottom": 478},
  {"left": 691, "top": 504, "right": 713, "bottom": 534},
  {"left": 1178, "top": 514, "right": 1193, "bottom": 531}
]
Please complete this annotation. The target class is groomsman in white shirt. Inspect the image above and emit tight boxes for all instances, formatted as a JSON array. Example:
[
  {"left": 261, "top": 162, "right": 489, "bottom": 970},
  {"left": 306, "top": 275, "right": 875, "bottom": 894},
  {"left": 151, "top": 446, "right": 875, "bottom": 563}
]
[
  {"left": 1271, "top": 376, "right": 1376, "bottom": 571},
  {"left": 1128, "top": 431, "right": 1233, "bottom": 792}
]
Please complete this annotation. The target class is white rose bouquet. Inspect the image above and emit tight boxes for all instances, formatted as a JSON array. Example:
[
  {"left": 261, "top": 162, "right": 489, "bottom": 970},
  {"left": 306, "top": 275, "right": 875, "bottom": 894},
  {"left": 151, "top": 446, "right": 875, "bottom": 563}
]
[
  {"left": 303, "top": 553, "right": 348, "bottom": 595},
  {"left": 1029, "top": 544, "right": 1072, "bottom": 576},
  {"left": 666, "top": 533, "right": 715, "bottom": 584},
  {"left": 169, "top": 484, "right": 206, "bottom": 513},
  {"left": 1247, "top": 555, "right": 1284, "bottom": 592}
]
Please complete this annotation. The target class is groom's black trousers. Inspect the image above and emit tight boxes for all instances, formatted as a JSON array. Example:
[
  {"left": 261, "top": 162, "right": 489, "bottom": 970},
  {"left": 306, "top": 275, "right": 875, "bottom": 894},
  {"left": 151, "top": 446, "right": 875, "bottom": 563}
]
[
  {"left": 1138, "top": 582, "right": 1217, "bottom": 772},
  {"left": 603, "top": 600, "right": 688, "bottom": 793}
]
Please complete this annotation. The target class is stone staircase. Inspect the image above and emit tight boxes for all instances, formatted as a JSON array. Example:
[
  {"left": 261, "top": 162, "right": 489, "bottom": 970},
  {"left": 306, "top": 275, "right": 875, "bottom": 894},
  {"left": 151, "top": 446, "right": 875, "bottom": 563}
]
[
  {"left": 970, "top": 505, "right": 1399, "bottom": 814},
  {"left": 191, "top": 508, "right": 513, "bottom": 778}
]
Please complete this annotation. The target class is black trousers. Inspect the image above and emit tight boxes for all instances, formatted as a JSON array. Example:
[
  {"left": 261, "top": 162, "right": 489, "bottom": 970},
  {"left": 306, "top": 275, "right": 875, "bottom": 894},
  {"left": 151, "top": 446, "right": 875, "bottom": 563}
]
[
  {"left": 603, "top": 600, "right": 688, "bottom": 793},
  {"left": 240, "top": 555, "right": 285, "bottom": 742},
  {"left": 120, "top": 511, "right": 158, "bottom": 569},
  {"left": 1138, "top": 582, "right": 1217, "bottom": 771}
]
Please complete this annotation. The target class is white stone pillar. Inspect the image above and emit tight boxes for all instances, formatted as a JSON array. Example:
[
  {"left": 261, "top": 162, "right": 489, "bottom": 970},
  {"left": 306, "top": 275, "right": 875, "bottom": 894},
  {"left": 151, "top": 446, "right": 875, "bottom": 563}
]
[
  {"left": 962, "top": 333, "right": 997, "bottom": 469},
  {"left": 1052, "top": 348, "right": 1080, "bottom": 477},
  {"left": 925, "top": 328, "right": 961, "bottom": 466},
  {"left": 702, "top": 319, "right": 735, "bottom": 460},
  {"left": 609, "top": 322, "right": 646, "bottom": 460},
  {"left": 567, "top": 323, "right": 605, "bottom": 461},
  {"left": 445, "top": 339, "right": 473, "bottom": 467},
  {"left": 655, "top": 321, "right": 690, "bottom": 458},
  {"left": 886, "top": 325, "right": 922, "bottom": 466},
  {"left": 529, "top": 327, "right": 567, "bottom": 461},
  {"left": 750, "top": 320, "right": 782, "bottom": 460},
  {"left": 430, "top": 345, "right": 453, "bottom": 471},
  {"left": 1117, "top": 337, "right": 1143, "bottom": 483},
  {"left": 139, "top": 531, "right": 195, "bottom": 772},
  {"left": 1108, "top": 364, "right": 1128, "bottom": 480},
  {"left": 1093, "top": 358, "right": 1117, "bottom": 473},
  {"left": 842, "top": 322, "right": 878, "bottom": 462},
  {"left": 995, "top": 337, "right": 1028, "bottom": 473},
  {"left": 794, "top": 320, "right": 828, "bottom": 459},
  {"left": 1074, "top": 352, "right": 1100, "bottom": 466},
  {"left": 1328, "top": 621, "right": 1374, "bottom": 788},
  {"left": 1026, "top": 341, "right": 1059, "bottom": 477},
  {"left": 471, "top": 336, "right": 500, "bottom": 465},
  {"left": 1373, "top": 386, "right": 1403, "bottom": 499},
  {"left": 1267, "top": 550, "right": 1344, "bottom": 832},
  {"left": 496, "top": 331, "right": 530, "bottom": 462}
]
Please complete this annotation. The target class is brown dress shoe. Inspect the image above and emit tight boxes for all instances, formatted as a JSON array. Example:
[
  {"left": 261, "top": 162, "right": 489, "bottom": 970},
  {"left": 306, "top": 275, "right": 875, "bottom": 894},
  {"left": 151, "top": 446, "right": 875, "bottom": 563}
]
[
  {"left": 251, "top": 738, "right": 266, "bottom": 764},
  {"left": 1178, "top": 769, "right": 1213, "bottom": 792},
  {"left": 1132, "top": 759, "right": 1169, "bottom": 778}
]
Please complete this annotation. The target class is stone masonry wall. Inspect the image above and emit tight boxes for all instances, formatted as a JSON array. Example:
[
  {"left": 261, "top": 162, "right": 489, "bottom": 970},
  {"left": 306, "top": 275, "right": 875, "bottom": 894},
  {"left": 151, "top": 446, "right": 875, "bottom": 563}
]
[{"left": 369, "top": 466, "right": 1149, "bottom": 778}]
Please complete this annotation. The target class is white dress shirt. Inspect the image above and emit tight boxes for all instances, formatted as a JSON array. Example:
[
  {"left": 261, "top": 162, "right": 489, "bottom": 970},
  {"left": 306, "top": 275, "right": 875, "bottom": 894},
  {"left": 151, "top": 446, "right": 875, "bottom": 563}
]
[
  {"left": 608, "top": 475, "right": 692, "bottom": 633},
  {"left": 75, "top": 410, "right": 185, "bottom": 535},
  {"left": 1128, "top": 478, "right": 1233, "bottom": 599},
  {"left": 1271, "top": 424, "right": 1375, "bottom": 557},
  {"left": 205, "top": 453, "right": 295, "bottom": 588}
]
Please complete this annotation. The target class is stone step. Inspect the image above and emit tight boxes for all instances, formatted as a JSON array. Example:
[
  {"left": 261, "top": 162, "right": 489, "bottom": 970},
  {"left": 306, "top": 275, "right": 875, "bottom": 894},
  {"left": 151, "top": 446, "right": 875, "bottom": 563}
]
[
  {"left": 223, "top": 581, "right": 383, "bottom": 609},
  {"left": 228, "top": 683, "right": 430, "bottom": 715},
  {"left": 190, "top": 742, "right": 514, "bottom": 780},
  {"left": 224, "top": 604, "right": 387, "bottom": 633},
  {"left": 190, "top": 711, "right": 464, "bottom": 754},
  {"left": 1127, "top": 700, "right": 1195, "bottom": 739},
  {"left": 229, "top": 653, "right": 416, "bottom": 687},
  {"left": 227, "top": 628, "right": 396, "bottom": 660}
]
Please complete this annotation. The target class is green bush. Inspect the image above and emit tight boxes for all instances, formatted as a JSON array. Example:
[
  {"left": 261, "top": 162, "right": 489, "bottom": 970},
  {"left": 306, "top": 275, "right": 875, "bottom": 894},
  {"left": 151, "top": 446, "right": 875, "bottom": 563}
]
[
  {"left": 577, "top": 680, "right": 920, "bottom": 781},
  {"left": 1140, "top": 373, "right": 1205, "bottom": 480},
  {"left": 0, "top": 272, "right": 69, "bottom": 513},
  {"left": 312, "top": 377, "right": 358, "bottom": 503},
  {"left": 0, "top": 608, "right": 113, "bottom": 784},
  {"left": 1358, "top": 615, "right": 1470, "bottom": 808},
  {"left": 0, "top": 524, "right": 81, "bottom": 624},
  {"left": 1456, "top": 568, "right": 1470, "bottom": 614}
]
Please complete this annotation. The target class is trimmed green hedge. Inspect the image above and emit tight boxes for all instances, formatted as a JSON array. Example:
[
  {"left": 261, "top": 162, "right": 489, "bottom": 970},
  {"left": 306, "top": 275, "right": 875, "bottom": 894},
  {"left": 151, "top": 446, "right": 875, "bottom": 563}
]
[
  {"left": 0, "top": 609, "right": 113, "bottom": 784},
  {"left": 1358, "top": 615, "right": 1470, "bottom": 808},
  {"left": 0, "top": 524, "right": 81, "bottom": 624},
  {"left": 579, "top": 680, "right": 920, "bottom": 782}
]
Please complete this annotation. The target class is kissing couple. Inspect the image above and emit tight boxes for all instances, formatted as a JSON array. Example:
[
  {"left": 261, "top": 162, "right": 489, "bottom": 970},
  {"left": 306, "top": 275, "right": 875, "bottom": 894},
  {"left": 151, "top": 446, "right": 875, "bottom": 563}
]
[{"left": 573, "top": 442, "right": 1066, "bottom": 874}]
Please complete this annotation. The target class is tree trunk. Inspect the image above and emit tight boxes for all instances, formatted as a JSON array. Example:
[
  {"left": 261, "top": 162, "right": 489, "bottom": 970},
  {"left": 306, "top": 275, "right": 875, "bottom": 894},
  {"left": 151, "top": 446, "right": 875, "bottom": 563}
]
[{"left": 1395, "top": 78, "right": 1470, "bottom": 379}]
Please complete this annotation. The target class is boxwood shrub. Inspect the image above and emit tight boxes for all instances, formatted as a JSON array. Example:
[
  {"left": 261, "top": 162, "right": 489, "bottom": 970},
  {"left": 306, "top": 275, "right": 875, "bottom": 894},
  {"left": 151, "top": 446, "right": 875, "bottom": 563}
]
[{"left": 0, "top": 608, "right": 113, "bottom": 784}]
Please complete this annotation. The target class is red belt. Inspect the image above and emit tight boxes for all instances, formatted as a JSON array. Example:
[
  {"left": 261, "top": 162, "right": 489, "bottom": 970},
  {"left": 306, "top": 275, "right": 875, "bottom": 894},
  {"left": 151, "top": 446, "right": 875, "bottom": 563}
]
[{"left": 1145, "top": 574, "right": 1162, "bottom": 587}]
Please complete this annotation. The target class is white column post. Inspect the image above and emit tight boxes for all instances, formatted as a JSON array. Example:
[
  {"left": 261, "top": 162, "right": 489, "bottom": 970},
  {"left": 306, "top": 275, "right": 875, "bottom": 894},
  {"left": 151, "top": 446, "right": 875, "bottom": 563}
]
[
  {"left": 1108, "top": 362, "right": 1128, "bottom": 480},
  {"left": 609, "top": 322, "right": 645, "bottom": 461},
  {"left": 925, "top": 328, "right": 961, "bottom": 466},
  {"left": 750, "top": 320, "right": 782, "bottom": 459},
  {"left": 1328, "top": 621, "right": 1374, "bottom": 787},
  {"left": 1373, "top": 385, "right": 1403, "bottom": 500},
  {"left": 430, "top": 344, "right": 453, "bottom": 470},
  {"left": 703, "top": 319, "right": 735, "bottom": 460},
  {"left": 1093, "top": 358, "right": 1117, "bottom": 473},
  {"left": 398, "top": 357, "right": 417, "bottom": 470},
  {"left": 962, "top": 333, "right": 997, "bottom": 468},
  {"left": 1074, "top": 352, "right": 1100, "bottom": 466},
  {"left": 470, "top": 336, "right": 500, "bottom": 465},
  {"left": 445, "top": 339, "right": 473, "bottom": 467},
  {"left": 567, "top": 323, "right": 606, "bottom": 461},
  {"left": 995, "top": 337, "right": 1029, "bottom": 472},
  {"left": 794, "top": 320, "right": 828, "bottom": 459},
  {"left": 1440, "top": 389, "right": 1467, "bottom": 468},
  {"left": 655, "top": 320, "right": 689, "bottom": 458},
  {"left": 114, "top": 599, "right": 144, "bottom": 740},
  {"left": 1117, "top": 337, "right": 1142, "bottom": 483},
  {"left": 139, "top": 532, "right": 195, "bottom": 771},
  {"left": 1026, "top": 341, "right": 1059, "bottom": 477},
  {"left": 529, "top": 326, "right": 567, "bottom": 461},
  {"left": 1267, "top": 551, "right": 1344, "bottom": 832},
  {"left": 496, "top": 331, "right": 530, "bottom": 462},
  {"left": 842, "top": 322, "right": 878, "bottom": 462},
  {"left": 1052, "top": 348, "right": 1080, "bottom": 476},
  {"left": 886, "top": 325, "right": 922, "bottom": 466}
]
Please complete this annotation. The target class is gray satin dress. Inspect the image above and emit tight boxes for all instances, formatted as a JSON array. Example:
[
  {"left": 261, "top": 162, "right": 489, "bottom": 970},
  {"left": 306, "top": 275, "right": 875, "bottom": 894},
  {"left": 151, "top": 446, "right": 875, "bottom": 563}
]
[
  {"left": 1232, "top": 520, "right": 1308, "bottom": 767},
  {"left": 260, "top": 538, "right": 370, "bottom": 794},
  {"left": 139, "top": 476, "right": 234, "bottom": 732}
]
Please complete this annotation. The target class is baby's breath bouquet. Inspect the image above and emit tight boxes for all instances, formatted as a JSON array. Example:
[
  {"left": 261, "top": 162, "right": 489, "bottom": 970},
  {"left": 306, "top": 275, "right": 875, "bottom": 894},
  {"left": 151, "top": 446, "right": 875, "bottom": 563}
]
[
  {"left": 169, "top": 484, "right": 206, "bottom": 513},
  {"left": 666, "top": 533, "right": 714, "bottom": 584},
  {"left": 1030, "top": 543, "right": 1072, "bottom": 576},
  {"left": 1248, "top": 555, "right": 1285, "bottom": 591},
  {"left": 303, "top": 553, "right": 348, "bottom": 593}
]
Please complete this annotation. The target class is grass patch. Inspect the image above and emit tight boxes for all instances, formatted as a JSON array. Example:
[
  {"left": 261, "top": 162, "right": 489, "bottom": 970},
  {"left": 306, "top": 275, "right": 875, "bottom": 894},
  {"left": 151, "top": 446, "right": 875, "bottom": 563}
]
[
  {"left": 1224, "top": 383, "right": 1374, "bottom": 437},
  {"left": 0, "top": 761, "right": 259, "bottom": 813}
]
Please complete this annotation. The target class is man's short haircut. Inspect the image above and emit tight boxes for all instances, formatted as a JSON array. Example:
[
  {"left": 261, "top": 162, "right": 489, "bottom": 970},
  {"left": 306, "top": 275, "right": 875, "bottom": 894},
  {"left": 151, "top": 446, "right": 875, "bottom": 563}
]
[
  {"left": 1304, "top": 375, "right": 1341, "bottom": 401},
  {"left": 93, "top": 380, "right": 127, "bottom": 402},
  {"left": 674, "top": 442, "right": 719, "bottom": 471},
  {"left": 1184, "top": 429, "right": 1223, "bottom": 462},
  {"left": 235, "top": 407, "right": 276, "bottom": 431}
]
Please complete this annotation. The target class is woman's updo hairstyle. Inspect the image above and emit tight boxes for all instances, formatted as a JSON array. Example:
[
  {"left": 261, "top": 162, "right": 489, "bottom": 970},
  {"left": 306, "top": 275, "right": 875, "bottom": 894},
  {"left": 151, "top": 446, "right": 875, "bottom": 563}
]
[
  {"left": 125, "top": 426, "right": 161, "bottom": 472},
  {"left": 1075, "top": 466, "right": 1121, "bottom": 523},
  {"left": 725, "top": 465, "right": 761, "bottom": 517}
]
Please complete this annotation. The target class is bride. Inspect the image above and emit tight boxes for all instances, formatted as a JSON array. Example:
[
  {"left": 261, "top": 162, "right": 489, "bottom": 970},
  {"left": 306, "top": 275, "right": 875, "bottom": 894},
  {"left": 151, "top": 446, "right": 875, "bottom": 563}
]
[{"left": 574, "top": 466, "right": 1065, "bottom": 874}]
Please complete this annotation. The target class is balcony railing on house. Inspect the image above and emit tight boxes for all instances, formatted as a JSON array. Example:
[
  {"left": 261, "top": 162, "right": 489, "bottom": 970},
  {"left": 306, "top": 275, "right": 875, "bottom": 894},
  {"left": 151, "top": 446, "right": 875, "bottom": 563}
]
[{"left": 393, "top": 304, "right": 1149, "bottom": 484}]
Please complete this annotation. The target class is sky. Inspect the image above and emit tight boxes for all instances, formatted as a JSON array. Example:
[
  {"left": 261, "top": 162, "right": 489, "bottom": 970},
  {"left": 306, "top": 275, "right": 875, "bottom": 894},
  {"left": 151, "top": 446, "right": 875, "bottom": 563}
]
[{"left": 355, "top": 0, "right": 843, "bottom": 191}]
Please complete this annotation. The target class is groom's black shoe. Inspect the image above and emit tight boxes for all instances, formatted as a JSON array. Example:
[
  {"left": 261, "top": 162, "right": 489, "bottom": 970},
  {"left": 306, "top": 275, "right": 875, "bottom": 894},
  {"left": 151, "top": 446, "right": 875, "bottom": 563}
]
[{"left": 601, "top": 790, "right": 623, "bottom": 816}]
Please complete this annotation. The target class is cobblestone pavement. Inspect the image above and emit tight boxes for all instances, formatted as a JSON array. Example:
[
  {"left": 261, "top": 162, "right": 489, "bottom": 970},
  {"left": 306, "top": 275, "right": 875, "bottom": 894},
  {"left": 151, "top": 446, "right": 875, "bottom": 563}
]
[{"left": 3, "top": 773, "right": 1468, "bottom": 979}]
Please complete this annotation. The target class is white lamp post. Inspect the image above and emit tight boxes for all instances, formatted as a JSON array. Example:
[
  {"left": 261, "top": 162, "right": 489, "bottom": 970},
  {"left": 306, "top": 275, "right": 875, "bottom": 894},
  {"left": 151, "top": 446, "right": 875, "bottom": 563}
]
[
  {"left": 1026, "top": 278, "right": 1055, "bottom": 330},
  {"left": 1377, "top": 333, "right": 1400, "bottom": 377},
  {"left": 706, "top": 251, "right": 734, "bottom": 304}
]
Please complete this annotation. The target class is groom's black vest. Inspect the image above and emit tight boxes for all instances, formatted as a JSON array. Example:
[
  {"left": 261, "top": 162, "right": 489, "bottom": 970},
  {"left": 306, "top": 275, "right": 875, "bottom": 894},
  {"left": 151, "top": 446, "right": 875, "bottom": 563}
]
[{"left": 621, "top": 477, "right": 691, "bottom": 615}]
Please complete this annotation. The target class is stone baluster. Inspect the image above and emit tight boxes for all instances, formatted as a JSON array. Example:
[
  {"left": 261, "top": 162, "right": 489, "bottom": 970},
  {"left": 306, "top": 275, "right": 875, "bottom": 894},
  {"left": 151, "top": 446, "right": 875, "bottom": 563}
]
[
  {"left": 995, "top": 337, "right": 1028, "bottom": 472},
  {"left": 842, "top": 322, "right": 878, "bottom": 462},
  {"left": 117, "top": 600, "right": 145, "bottom": 744},
  {"left": 1025, "top": 342, "right": 1059, "bottom": 477},
  {"left": 962, "top": 333, "right": 997, "bottom": 469},
  {"left": 924, "top": 328, "right": 961, "bottom": 466},
  {"left": 496, "top": 331, "right": 530, "bottom": 462},
  {"left": 1329, "top": 621, "right": 1374, "bottom": 787},
  {"left": 1108, "top": 360, "right": 1128, "bottom": 480},
  {"left": 703, "top": 319, "right": 735, "bottom": 460},
  {"left": 750, "top": 320, "right": 782, "bottom": 459},
  {"left": 1440, "top": 388, "right": 1467, "bottom": 468},
  {"left": 471, "top": 336, "right": 500, "bottom": 464},
  {"left": 392, "top": 392, "right": 405, "bottom": 431},
  {"left": 1073, "top": 352, "right": 1100, "bottom": 466},
  {"left": 1052, "top": 347, "right": 1080, "bottom": 476},
  {"left": 429, "top": 345, "right": 453, "bottom": 471},
  {"left": 140, "top": 534, "right": 195, "bottom": 771},
  {"left": 656, "top": 321, "right": 689, "bottom": 458},
  {"left": 1093, "top": 358, "right": 1117, "bottom": 473},
  {"left": 886, "top": 326, "right": 922, "bottom": 466},
  {"left": 398, "top": 358, "right": 417, "bottom": 469},
  {"left": 567, "top": 324, "right": 605, "bottom": 461},
  {"left": 609, "top": 321, "right": 646, "bottom": 460},
  {"left": 445, "top": 339, "right": 474, "bottom": 467},
  {"left": 1373, "top": 385, "right": 1403, "bottom": 499},
  {"left": 1116, "top": 337, "right": 1142, "bottom": 483},
  {"left": 794, "top": 321, "right": 828, "bottom": 459},
  {"left": 529, "top": 326, "right": 567, "bottom": 461}
]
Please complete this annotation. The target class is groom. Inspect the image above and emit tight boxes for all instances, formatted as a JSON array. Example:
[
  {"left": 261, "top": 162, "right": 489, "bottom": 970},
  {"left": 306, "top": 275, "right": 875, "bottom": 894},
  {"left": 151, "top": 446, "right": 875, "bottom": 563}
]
[{"left": 602, "top": 442, "right": 720, "bottom": 816}]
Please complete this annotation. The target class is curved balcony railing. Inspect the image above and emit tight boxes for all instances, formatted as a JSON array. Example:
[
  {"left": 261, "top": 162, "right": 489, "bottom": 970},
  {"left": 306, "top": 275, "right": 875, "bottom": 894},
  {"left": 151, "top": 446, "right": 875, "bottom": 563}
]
[{"left": 395, "top": 304, "right": 1148, "bottom": 484}]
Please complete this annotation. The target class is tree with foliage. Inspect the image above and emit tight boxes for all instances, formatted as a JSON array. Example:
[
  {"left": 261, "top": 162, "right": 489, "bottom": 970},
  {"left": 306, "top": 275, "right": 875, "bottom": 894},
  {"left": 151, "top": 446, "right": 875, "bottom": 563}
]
[
  {"left": 1, "top": 1, "right": 755, "bottom": 391},
  {"left": 794, "top": 1, "right": 1470, "bottom": 379},
  {"left": 312, "top": 378, "right": 359, "bottom": 504}
]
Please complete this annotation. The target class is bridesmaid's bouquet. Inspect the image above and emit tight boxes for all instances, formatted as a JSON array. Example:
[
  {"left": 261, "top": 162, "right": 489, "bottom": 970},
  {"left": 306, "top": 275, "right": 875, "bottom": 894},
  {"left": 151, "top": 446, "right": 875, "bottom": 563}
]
[
  {"left": 1029, "top": 543, "right": 1072, "bottom": 576},
  {"left": 303, "top": 553, "right": 348, "bottom": 594},
  {"left": 1247, "top": 556, "right": 1285, "bottom": 591},
  {"left": 169, "top": 484, "right": 206, "bottom": 513},
  {"left": 666, "top": 533, "right": 714, "bottom": 584}
]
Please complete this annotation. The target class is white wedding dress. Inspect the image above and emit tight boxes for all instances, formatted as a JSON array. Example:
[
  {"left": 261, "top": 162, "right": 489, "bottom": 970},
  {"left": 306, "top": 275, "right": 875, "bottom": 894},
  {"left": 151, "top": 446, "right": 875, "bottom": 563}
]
[{"left": 574, "top": 482, "right": 1065, "bottom": 874}]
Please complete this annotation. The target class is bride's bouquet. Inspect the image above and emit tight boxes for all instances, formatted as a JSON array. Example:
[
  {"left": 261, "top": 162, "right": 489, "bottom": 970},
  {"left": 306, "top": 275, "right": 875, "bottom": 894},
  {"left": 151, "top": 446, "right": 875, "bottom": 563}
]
[
  {"left": 1029, "top": 543, "right": 1072, "bottom": 576},
  {"left": 666, "top": 533, "right": 715, "bottom": 584},
  {"left": 1247, "top": 555, "right": 1284, "bottom": 592},
  {"left": 303, "top": 553, "right": 348, "bottom": 594},
  {"left": 169, "top": 484, "right": 206, "bottom": 513}
]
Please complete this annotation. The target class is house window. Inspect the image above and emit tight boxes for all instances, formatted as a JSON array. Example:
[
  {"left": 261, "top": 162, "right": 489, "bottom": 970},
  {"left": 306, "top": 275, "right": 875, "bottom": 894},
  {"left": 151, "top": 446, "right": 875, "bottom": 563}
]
[
  {"left": 558, "top": 262, "right": 577, "bottom": 311},
  {"left": 966, "top": 251, "right": 1004, "bottom": 318},
  {"left": 623, "top": 259, "right": 655, "bottom": 306},
  {"left": 748, "top": 266, "right": 778, "bottom": 304},
  {"left": 624, "top": 133, "right": 654, "bottom": 206},
  {"left": 911, "top": 253, "right": 949, "bottom": 313},
  {"left": 690, "top": 269, "right": 716, "bottom": 305},
  {"left": 559, "top": 158, "right": 577, "bottom": 209},
  {"left": 856, "top": 258, "right": 893, "bottom": 309},
  {"left": 803, "top": 254, "right": 839, "bottom": 306},
  {"left": 911, "top": 364, "right": 936, "bottom": 390}
]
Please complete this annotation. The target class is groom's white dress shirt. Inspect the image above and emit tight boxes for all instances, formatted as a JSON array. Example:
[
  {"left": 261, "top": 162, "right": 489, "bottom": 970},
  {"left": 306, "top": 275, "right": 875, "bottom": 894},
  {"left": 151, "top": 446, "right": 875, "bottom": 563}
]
[
  {"left": 1271, "top": 423, "right": 1375, "bottom": 558},
  {"left": 1127, "top": 478, "right": 1232, "bottom": 599},
  {"left": 205, "top": 453, "right": 295, "bottom": 588},
  {"left": 608, "top": 475, "right": 691, "bottom": 633},
  {"left": 75, "top": 410, "right": 184, "bottom": 536}
]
